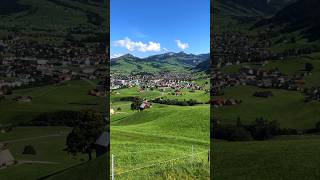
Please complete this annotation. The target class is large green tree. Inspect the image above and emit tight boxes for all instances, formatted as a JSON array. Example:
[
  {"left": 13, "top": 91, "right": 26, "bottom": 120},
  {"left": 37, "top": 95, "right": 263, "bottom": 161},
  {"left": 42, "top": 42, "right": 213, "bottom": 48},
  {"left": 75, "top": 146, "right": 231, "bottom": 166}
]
[{"left": 66, "top": 110, "right": 106, "bottom": 160}]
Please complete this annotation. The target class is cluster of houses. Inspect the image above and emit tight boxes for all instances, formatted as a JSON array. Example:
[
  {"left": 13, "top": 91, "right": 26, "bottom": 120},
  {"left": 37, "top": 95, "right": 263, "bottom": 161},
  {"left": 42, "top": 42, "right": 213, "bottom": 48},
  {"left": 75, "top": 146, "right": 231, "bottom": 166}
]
[
  {"left": 211, "top": 32, "right": 316, "bottom": 68},
  {"left": 211, "top": 98, "right": 242, "bottom": 107},
  {"left": 0, "top": 34, "right": 107, "bottom": 90},
  {"left": 305, "top": 87, "right": 320, "bottom": 102},
  {"left": 111, "top": 72, "right": 206, "bottom": 92},
  {"left": 212, "top": 66, "right": 309, "bottom": 96},
  {"left": 212, "top": 32, "right": 278, "bottom": 67}
]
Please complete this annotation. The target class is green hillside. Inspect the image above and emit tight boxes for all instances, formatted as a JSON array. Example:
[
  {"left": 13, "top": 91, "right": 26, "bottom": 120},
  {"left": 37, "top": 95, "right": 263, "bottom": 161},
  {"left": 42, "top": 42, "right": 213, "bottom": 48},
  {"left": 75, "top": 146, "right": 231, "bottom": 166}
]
[
  {"left": 0, "top": 0, "right": 106, "bottom": 32},
  {"left": 45, "top": 154, "right": 108, "bottom": 180},
  {"left": 213, "top": 136, "right": 320, "bottom": 180},
  {"left": 110, "top": 87, "right": 210, "bottom": 179},
  {"left": 0, "top": 80, "right": 105, "bottom": 125}
]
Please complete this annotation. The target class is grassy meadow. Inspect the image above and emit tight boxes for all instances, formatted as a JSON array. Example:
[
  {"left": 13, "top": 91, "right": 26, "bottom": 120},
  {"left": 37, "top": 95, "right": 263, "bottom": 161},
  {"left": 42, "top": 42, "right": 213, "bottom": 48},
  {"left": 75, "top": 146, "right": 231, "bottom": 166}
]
[
  {"left": 110, "top": 85, "right": 210, "bottom": 179},
  {"left": 213, "top": 136, "right": 320, "bottom": 180},
  {"left": 0, "top": 79, "right": 105, "bottom": 125}
]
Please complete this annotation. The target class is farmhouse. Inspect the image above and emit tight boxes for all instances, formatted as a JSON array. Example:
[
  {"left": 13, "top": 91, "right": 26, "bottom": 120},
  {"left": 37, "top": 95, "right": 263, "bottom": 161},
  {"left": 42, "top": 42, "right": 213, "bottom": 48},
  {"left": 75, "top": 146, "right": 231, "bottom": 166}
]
[
  {"left": 110, "top": 108, "right": 115, "bottom": 115},
  {"left": 0, "top": 143, "right": 15, "bottom": 168},
  {"left": 88, "top": 89, "right": 105, "bottom": 97},
  {"left": 95, "top": 131, "right": 109, "bottom": 157},
  {"left": 139, "top": 102, "right": 152, "bottom": 111},
  {"left": 14, "top": 96, "right": 32, "bottom": 102}
]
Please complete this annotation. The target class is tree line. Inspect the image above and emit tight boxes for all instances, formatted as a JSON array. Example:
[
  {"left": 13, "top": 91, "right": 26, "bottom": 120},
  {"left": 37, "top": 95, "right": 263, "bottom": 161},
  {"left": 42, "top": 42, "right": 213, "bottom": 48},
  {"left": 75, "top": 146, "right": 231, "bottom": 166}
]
[{"left": 212, "top": 117, "right": 320, "bottom": 141}]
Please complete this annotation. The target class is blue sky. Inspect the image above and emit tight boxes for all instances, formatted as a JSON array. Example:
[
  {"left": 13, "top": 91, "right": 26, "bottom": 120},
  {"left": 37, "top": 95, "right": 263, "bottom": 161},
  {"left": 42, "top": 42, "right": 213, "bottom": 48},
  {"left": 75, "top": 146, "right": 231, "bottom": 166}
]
[{"left": 110, "top": 0, "right": 210, "bottom": 58}]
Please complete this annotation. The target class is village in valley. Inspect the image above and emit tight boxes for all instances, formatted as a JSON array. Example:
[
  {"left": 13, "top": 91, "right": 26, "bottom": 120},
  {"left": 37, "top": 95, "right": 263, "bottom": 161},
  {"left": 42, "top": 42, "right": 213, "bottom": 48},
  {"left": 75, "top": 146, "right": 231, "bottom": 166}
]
[
  {"left": 110, "top": 71, "right": 209, "bottom": 113},
  {"left": 211, "top": 31, "right": 320, "bottom": 108}
]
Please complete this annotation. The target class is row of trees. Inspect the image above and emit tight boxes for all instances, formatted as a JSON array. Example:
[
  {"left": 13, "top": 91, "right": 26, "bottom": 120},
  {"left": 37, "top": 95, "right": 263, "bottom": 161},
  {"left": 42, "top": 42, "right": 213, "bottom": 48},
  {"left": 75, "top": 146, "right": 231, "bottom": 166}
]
[
  {"left": 212, "top": 118, "right": 288, "bottom": 141},
  {"left": 152, "top": 98, "right": 201, "bottom": 106},
  {"left": 212, "top": 117, "right": 320, "bottom": 141}
]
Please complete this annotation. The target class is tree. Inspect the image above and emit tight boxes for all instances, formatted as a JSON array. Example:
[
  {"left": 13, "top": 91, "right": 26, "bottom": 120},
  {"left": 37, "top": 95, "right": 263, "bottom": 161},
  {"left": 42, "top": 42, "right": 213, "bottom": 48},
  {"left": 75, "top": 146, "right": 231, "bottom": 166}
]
[
  {"left": 316, "top": 121, "right": 320, "bottom": 132},
  {"left": 131, "top": 98, "right": 143, "bottom": 111},
  {"left": 236, "top": 117, "right": 242, "bottom": 127},
  {"left": 23, "top": 145, "right": 36, "bottom": 155},
  {"left": 305, "top": 62, "right": 314, "bottom": 72},
  {"left": 66, "top": 110, "right": 106, "bottom": 160}
]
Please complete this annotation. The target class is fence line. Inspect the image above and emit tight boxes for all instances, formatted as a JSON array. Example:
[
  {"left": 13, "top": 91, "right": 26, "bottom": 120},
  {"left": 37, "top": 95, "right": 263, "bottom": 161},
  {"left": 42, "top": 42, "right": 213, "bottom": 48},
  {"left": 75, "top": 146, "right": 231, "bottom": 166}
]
[{"left": 111, "top": 151, "right": 208, "bottom": 177}]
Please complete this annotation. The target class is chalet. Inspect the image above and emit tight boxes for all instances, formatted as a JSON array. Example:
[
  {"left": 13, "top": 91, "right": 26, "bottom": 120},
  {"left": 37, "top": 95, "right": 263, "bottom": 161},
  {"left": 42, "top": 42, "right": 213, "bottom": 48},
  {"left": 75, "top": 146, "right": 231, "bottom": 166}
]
[
  {"left": 212, "top": 98, "right": 225, "bottom": 106},
  {"left": 0, "top": 143, "right": 15, "bottom": 168},
  {"left": 110, "top": 108, "right": 115, "bottom": 115},
  {"left": 225, "top": 99, "right": 236, "bottom": 106},
  {"left": 88, "top": 89, "right": 104, "bottom": 97},
  {"left": 139, "top": 102, "right": 152, "bottom": 111},
  {"left": 95, "top": 131, "right": 109, "bottom": 157},
  {"left": 58, "top": 74, "right": 72, "bottom": 82},
  {"left": 175, "top": 90, "right": 182, "bottom": 96},
  {"left": 15, "top": 96, "right": 32, "bottom": 102}
]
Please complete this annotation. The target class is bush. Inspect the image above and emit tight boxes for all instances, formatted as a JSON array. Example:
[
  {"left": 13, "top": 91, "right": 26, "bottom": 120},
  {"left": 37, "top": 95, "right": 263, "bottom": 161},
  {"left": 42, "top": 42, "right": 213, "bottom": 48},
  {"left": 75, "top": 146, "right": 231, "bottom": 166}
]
[
  {"left": 316, "top": 121, "right": 320, "bottom": 132},
  {"left": 305, "top": 62, "right": 314, "bottom": 72},
  {"left": 152, "top": 98, "right": 201, "bottom": 106},
  {"left": 23, "top": 145, "right": 36, "bottom": 155},
  {"left": 246, "top": 118, "right": 279, "bottom": 140},
  {"left": 253, "top": 91, "right": 273, "bottom": 98},
  {"left": 30, "top": 111, "right": 81, "bottom": 126},
  {"left": 212, "top": 125, "right": 252, "bottom": 141}
]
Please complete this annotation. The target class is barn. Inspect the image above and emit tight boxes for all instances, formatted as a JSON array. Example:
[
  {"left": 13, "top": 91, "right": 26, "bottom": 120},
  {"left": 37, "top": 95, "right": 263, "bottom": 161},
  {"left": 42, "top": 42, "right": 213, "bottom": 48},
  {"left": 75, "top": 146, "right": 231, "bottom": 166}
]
[{"left": 0, "top": 143, "right": 15, "bottom": 168}]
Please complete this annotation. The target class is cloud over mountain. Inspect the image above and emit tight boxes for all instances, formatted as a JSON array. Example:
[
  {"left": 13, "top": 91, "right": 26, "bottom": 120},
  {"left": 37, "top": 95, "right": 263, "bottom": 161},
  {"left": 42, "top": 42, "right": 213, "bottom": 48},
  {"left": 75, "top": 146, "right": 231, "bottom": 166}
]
[
  {"left": 113, "top": 37, "right": 161, "bottom": 52},
  {"left": 175, "top": 40, "right": 189, "bottom": 50}
]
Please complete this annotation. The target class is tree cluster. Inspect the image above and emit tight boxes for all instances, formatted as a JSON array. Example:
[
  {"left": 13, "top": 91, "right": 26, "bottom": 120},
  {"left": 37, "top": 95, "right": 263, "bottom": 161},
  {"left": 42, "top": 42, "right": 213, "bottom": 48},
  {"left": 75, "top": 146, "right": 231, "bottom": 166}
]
[{"left": 152, "top": 98, "right": 201, "bottom": 106}]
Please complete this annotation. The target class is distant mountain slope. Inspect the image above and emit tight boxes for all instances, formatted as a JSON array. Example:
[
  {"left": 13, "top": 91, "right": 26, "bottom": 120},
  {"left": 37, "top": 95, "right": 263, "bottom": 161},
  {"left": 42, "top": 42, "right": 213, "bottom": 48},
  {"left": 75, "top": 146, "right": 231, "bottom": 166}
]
[
  {"left": 0, "top": 0, "right": 31, "bottom": 15},
  {"left": 0, "top": 0, "right": 106, "bottom": 32},
  {"left": 194, "top": 59, "right": 210, "bottom": 72},
  {"left": 111, "top": 52, "right": 209, "bottom": 74},
  {"left": 256, "top": 0, "right": 320, "bottom": 40},
  {"left": 214, "top": 0, "right": 295, "bottom": 17},
  {"left": 213, "top": 0, "right": 296, "bottom": 32}
]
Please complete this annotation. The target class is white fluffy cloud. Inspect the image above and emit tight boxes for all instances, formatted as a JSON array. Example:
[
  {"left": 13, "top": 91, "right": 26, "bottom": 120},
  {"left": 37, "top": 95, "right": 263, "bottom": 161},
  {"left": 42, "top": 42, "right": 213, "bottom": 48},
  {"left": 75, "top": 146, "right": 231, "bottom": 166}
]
[
  {"left": 110, "top": 53, "right": 123, "bottom": 59},
  {"left": 175, "top": 40, "right": 189, "bottom": 50},
  {"left": 113, "top": 37, "right": 161, "bottom": 52}
]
